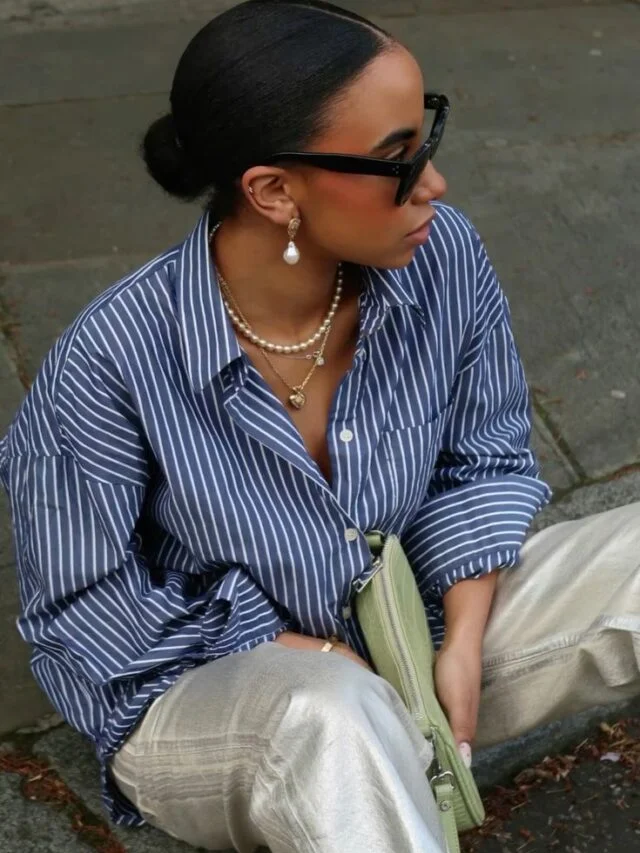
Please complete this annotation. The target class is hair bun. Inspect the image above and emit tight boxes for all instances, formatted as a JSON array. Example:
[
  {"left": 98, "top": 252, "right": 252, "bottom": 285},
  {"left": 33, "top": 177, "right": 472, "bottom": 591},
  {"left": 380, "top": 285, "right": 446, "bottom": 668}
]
[{"left": 141, "top": 113, "right": 211, "bottom": 200}]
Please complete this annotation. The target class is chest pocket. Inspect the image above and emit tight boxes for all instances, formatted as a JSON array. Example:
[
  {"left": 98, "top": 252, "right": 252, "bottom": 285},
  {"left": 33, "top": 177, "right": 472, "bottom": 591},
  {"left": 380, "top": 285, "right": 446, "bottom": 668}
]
[{"left": 381, "top": 403, "right": 452, "bottom": 519}]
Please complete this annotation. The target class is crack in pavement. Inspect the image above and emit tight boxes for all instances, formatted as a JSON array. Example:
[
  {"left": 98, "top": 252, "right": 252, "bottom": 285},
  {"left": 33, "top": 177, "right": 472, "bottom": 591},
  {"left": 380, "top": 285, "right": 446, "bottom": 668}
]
[
  {"left": 0, "top": 252, "right": 149, "bottom": 274},
  {"left": 532, "top": 391, "right": 588, "bottom": 483},
  {"left": 0, "top": 286, "right": 32, "bottom": 391},
  {"left": 550, "top": 460, "right": 640, "bottom": 503}
]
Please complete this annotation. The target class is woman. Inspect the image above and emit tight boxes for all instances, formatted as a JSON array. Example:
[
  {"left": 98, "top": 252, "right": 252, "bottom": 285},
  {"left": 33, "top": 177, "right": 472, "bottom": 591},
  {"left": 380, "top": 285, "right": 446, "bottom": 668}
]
[{"left": 1, "top": 1, "right": 638, "bottom": 850}]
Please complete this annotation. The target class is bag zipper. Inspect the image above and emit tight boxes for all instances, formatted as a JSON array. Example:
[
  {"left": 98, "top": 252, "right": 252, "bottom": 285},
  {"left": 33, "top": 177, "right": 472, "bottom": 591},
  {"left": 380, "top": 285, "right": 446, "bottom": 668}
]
[
  {"left": 375, "top": 538, "right": 429, "bottom": 725},
  {"left": 351, "top": 555, "right": 384, "bottom": 594},
  {"left": 356, "top": 536, "right": 446, "bottom": 787}
]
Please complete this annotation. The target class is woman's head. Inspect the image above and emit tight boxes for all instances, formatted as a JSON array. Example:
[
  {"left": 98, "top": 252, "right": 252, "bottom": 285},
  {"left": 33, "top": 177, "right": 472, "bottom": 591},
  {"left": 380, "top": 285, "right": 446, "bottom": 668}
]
[{"left": 143, "top": 0, "right": 447, "bottom": 269}]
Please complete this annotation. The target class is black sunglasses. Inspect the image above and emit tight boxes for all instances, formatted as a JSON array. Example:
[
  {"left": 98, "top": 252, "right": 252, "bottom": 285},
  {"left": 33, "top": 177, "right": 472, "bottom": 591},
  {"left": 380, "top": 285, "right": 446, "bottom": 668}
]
[{"left": 263, "top": 93, "right": 450, "bottom": 206}]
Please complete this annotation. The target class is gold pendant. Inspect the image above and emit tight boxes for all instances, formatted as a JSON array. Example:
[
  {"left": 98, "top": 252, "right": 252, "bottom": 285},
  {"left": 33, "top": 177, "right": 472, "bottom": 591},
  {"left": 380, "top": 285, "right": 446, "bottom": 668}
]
[{"left": 288, "top": 388, "right": 307, "bottom": 409}]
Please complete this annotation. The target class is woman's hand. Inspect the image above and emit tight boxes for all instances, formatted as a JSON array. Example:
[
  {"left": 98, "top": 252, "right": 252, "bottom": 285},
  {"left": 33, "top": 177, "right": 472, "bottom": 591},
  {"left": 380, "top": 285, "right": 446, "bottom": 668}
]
[
  {"left": 275, "top": 630, "right": 373, "bottom": 671},
  {"left": 434, "top": 637, "right": 482, "bottom": 765}
]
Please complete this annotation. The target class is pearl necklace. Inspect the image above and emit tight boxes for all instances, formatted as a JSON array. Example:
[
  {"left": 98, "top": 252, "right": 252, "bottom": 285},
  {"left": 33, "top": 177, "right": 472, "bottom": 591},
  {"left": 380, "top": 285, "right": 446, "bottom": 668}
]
[
  {"left": 218, "top": 274, "right": 332, "bottom": 410},
  {"left": 219, "top": 267, "right": 343, "bottom": 354},
  {"left": 209, "top": 226, "right": 343, "bottom": 354}
]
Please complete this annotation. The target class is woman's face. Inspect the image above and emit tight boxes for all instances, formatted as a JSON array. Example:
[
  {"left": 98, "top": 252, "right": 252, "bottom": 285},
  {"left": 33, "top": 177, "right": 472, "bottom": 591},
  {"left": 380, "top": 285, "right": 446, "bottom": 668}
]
[{"left": 290, "top": 45, "right": 448, "bottom": 269}]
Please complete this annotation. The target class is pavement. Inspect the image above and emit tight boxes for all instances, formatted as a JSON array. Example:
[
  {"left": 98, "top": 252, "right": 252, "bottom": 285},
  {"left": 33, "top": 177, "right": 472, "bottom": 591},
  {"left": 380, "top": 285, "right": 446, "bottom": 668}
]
[{"left": 0, "top": 0, "right": 639, "bottom": 850}]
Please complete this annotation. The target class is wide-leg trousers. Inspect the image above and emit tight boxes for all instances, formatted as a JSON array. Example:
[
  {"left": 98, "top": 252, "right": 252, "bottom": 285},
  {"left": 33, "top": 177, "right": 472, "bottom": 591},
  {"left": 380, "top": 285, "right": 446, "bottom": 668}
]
[{"left": 111, "top": 502, "right": 640, "bottom": 852}]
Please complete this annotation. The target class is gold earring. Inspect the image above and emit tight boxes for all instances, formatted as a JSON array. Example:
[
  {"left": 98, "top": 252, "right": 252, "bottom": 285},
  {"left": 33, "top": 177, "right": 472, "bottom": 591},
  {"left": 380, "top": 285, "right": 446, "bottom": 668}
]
[{"left": 283, "top": 217, "right": 301, "bottom": 265}]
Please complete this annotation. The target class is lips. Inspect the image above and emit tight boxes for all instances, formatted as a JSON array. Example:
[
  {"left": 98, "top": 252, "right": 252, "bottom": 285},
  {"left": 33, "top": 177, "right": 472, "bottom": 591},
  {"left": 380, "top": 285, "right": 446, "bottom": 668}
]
[{"left": 407, "top": 215, "right": 435, "bottom": 237}]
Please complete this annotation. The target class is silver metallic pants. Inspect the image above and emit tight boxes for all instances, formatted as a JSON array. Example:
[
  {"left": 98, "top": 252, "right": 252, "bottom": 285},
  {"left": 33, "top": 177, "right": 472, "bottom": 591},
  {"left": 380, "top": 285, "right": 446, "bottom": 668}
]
[{"left": 111, "top": 502, "right": 640, "bottom": 852}]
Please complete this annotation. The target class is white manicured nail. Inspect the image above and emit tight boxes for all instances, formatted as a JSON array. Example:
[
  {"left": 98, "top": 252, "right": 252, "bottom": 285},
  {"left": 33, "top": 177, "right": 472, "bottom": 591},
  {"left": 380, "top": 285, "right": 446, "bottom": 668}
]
[{"left": 459, "top": 742, "right": 472, "bottom": 769}]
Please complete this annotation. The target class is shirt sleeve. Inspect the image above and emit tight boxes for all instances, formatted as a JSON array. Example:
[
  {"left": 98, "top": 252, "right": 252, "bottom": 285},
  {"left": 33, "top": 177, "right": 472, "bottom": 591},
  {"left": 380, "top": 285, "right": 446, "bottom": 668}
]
[
  {"left": 1, "top": 340, "right": 289, "bottom": 688},
  {"left": 401, "top": 233, "right": 552, "bottom": 603}
]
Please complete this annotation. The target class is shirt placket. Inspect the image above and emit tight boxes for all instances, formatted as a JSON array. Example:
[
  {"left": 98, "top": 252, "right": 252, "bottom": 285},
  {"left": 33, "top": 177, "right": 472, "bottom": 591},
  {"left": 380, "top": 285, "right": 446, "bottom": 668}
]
[{"left": 326, "top": 342, "right": 369, "bottom": 509}]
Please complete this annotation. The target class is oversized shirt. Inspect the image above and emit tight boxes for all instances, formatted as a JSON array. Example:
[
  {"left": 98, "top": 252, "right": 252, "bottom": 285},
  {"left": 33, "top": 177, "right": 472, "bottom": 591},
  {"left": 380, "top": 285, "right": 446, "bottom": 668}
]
[{"left": 0, "top": 203, "right": 551, "bottom": 824}]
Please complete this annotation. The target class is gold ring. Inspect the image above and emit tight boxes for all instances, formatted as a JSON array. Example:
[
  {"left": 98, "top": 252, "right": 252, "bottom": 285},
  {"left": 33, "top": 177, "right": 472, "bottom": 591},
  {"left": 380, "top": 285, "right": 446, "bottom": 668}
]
[{"left": 321, "top": 635, "right": 340, "bottom": 653}]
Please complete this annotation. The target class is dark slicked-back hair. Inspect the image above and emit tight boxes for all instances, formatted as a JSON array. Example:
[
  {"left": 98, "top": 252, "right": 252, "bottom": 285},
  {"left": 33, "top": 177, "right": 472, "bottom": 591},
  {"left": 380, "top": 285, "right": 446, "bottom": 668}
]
[{"left": 142, "top": 0, "right": 393, "bottom": 219}]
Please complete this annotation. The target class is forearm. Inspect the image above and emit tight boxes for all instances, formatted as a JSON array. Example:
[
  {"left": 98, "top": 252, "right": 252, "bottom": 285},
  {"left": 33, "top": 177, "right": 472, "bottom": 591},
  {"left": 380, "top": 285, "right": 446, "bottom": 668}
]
[{"left": 442, "top": 571, "right": 499, "bottom": 649}]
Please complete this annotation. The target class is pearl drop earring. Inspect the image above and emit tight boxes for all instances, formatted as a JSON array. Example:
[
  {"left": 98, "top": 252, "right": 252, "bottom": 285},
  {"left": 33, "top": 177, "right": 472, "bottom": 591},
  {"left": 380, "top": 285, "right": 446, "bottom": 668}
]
[{"left": 283, "top": 217, "right": 301, "bottom": 265}]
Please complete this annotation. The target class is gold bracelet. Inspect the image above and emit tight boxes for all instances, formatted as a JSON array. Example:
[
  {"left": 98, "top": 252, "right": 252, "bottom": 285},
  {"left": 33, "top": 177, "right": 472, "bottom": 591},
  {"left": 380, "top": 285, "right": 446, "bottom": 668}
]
[{"left": 320, "top": 635, "right": 340, "bottom": 653}]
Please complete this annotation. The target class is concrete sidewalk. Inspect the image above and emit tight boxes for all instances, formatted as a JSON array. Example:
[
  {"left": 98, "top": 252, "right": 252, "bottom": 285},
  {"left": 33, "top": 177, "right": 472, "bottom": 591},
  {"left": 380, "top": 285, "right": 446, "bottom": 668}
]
[{"left": 1, "top": 1, "right": 639, "bottom": 851}]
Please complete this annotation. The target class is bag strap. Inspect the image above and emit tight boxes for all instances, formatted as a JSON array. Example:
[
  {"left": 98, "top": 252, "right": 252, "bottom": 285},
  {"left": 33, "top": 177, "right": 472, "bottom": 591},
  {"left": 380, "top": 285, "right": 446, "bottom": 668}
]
[
  {"left": 364, "top": 531, "right": 385, "bottom": 555},
  {"left": 433, "top": 777, "right": 460, "bottom": 853}
]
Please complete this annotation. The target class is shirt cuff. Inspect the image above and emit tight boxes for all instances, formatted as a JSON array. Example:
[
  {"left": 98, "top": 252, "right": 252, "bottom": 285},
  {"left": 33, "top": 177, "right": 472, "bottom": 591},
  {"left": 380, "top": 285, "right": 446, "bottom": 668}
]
[{"left": 402, "top": 474, "right": 552, "bottom": 602}]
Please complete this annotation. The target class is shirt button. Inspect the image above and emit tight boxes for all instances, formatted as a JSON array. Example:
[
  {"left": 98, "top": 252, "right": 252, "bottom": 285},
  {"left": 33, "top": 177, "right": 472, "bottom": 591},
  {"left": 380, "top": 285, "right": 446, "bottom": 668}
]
[
  {"left": 339, "top": 428, "right": 354, "bottom": 443},
  {"left": 344, "top": 528, "right": 359, "bottom": 543}
]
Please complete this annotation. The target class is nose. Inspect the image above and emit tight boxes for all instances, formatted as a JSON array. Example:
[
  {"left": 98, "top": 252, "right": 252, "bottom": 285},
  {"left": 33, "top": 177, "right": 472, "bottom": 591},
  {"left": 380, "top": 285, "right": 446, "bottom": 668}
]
[{"left": 411, "top": 160, "right": 447, "bottom": 204}]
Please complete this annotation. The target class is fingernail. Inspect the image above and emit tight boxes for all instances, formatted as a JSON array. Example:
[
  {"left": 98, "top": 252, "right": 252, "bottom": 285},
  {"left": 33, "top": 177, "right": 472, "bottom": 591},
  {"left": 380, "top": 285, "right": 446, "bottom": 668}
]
[{"left": 459, "top": 742, "right": 472, "bottom": 769}]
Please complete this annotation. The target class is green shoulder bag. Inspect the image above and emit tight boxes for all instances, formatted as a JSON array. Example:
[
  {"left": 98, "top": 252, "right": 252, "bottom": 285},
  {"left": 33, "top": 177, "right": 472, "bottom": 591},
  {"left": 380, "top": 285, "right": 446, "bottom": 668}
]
[{"left": 354, "top": 532, "right": 485, "bottom": 853}]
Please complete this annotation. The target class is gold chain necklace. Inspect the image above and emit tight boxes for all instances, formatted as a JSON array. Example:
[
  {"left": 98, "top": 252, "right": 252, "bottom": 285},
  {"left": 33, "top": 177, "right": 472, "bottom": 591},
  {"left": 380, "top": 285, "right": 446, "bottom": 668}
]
[
  {"left": 218, "top": 277, "right": 333, "bottom": 410},
  {"left": 261, "top": 327, "right": 331, "bottom": 409}
]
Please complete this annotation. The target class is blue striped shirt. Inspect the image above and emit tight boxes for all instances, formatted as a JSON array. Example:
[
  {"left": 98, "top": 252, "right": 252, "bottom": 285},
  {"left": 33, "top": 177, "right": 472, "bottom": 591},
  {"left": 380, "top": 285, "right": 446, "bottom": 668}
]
[{"left": 0, "top": 203, "right": 550, "bottom": 825}]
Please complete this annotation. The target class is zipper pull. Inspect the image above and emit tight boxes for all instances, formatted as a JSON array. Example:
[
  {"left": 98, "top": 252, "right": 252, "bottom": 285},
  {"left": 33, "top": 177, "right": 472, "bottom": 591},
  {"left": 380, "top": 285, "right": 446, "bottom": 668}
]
[{"left": 351, "top": 557, "right": 384, "bottom": 595}]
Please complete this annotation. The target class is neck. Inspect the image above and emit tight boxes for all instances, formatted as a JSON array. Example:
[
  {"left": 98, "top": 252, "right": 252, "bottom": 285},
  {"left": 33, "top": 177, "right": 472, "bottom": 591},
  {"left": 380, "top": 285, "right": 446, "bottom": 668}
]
[{"left": 211, "top": 213, "right": 343, "bottom": 342}]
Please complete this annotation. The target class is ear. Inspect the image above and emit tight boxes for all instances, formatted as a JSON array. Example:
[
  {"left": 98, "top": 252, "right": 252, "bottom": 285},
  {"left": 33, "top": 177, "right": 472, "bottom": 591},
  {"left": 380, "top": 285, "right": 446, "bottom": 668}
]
[{"left": 240, "top": 166, "right": 299, "bottom": 226}]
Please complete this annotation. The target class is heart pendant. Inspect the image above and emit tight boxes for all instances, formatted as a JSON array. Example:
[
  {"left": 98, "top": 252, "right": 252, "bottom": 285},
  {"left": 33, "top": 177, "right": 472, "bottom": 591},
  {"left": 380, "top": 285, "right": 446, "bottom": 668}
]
[{"left": 288, "top": 389, "right": 306, "bottom": 409}]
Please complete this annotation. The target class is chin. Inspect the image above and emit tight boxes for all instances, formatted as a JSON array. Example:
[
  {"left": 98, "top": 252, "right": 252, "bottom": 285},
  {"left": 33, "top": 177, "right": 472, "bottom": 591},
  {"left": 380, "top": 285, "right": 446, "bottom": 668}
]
[
  {"left": 371, "top": 245, "right": 420, "bottom": 270},
  {"left": 345, "top": 240, "right": 420, "bottom": 270}
]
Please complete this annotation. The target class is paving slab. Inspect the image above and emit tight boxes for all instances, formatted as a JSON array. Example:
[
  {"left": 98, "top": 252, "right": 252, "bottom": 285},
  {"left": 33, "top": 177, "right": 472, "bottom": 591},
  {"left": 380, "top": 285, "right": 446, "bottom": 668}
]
[
  {"left": 440, "top": 131, "right": 640, "bottom": 480},
  {"left": 0, "top": 336, "right": 24, "bottom": 433},
  {"left": 2, "top": 283, "right": 56, "bottom": 735},
  {"left": 468, "top": 723, "right": 640, "bottom": 852},
  {"left": 34, "top": 726, "right": 211, "bottom": 852},
  {"left": 532, "top": 470, "right": 640, "bottom": 531},
  {"left": 2, "top": 3, "right": 639, "bottom": 136},
  {"left": 473, "top": 696, "right": 640, "bottom": 789},
  {"left": 0, "top": 493, "right": 16, "bottom": 567},
  {"left": 0, "top": 23, "right": 191, "bottom": 105},
  {"left": 392, "top": 4, "right": 640, "bottom": 140},
  {"left": 0, "top": 565, "right": 53, "bottom": 735},
  {"left": 413, "top": 0, "right": 627, "bottom": 10},
  {"left": 0, "top": 255, "right": 149, "bottom": 379},
  {"left": 0, "top": 0, "right": 231, "bottom": 25},
  {"left": 0, "top": 770, "right": 88, "bottom": 853},
  {"left": 0, "top": 94, "right": 196, "bottom": 265},
  {"left": 0, "top": 494, "right": 54, "bottom": 735},
  {"left": 0, "top": 0, "right": 628, "bottom": 30}
]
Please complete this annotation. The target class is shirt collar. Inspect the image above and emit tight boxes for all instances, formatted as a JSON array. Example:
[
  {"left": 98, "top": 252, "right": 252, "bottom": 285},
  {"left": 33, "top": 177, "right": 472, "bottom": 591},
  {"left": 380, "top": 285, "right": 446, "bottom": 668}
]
[
  {"left": 359, "top": 264, "right": 425, "bottom": 336},
  {"left": 174, "top": 211, "right": 242, "bottom": 393},
  {"left": 174, "top": 211, "right": 425, "bottom": 393}
]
